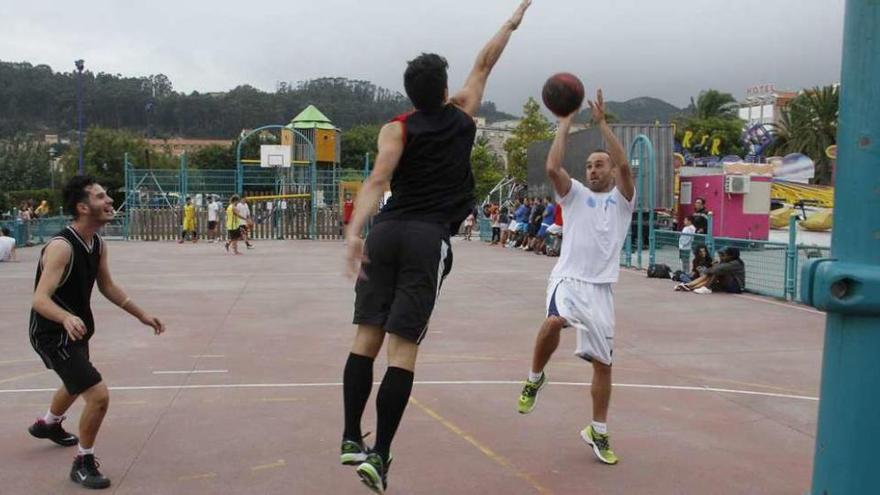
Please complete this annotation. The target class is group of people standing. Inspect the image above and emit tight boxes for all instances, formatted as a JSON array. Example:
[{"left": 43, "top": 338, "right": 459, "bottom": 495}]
[
  {"left": 483, "top": 196, "right": 563, "bottom": 256},
  {"left": 176, "top": 195, "right": 254, "bottom": 253}
]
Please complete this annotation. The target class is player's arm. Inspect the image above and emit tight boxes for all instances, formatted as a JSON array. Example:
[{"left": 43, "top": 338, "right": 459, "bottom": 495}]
[
  {"left": 450, "top": 0, "right": 532, "bottom": 116},
  {"left": 31, "top": 240, "right": 89, "bottom": 341},
  {"left": 590, "top": 89, "right": 635, "bottom": 202},
  {"left": 546, "top": 114, "right": 575, "bottom": 198},
  {"left": 96, "top": 243, "right": 165, "bottom": 335},
  {"left": 344, "top": 122, "right": 404, "bottom": 279}
]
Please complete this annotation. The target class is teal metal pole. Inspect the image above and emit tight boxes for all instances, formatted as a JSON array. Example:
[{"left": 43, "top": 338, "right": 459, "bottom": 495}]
[
  {"left": 785, "top": 214, "right": 798, "bottom": 300},
  {"left": 802, "top": 2, "right": 880, "bottom": 493},
  {"left": 123, "top": 153, "right": 130, "bottom": 240},
  {"left": 706, "top": 214, "right": 714, "bottom": 255}
]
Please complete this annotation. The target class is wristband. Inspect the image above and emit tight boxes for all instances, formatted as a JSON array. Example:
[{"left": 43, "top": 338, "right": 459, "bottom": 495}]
[{"left": 119, "top": 297, "right": 132, "bottom": 309}]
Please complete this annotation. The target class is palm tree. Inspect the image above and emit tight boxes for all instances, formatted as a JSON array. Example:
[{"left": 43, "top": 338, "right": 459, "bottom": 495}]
[
  {"left": 769, "top": 85, "right": 838, "bottom": 184},
  {"left": 695, "top": 90, "right": 739, "bottom": 120}
]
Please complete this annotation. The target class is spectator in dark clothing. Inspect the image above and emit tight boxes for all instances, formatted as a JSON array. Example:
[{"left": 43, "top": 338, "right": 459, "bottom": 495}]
[
  {"left": 677, "top": 247, "right": 745, "bottom": 294},
  {"left": 523, "top": 197, "right": 545, "bottom": 251},
  {"left": 692, "top": 197, "right": 710, "bottom": 234}
]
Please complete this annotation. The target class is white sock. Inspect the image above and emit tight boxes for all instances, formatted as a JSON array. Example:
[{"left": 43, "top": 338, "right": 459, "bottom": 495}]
[
  {"left": 528, "top": 370, "right": 544, "bottom": 383},
  {"left": 78, "top": 445, "right": 95, "bottom": 456},
  {"left": 591, "top": 421, "right": 608, "bottom": 435},
  {"left": 43, "top": 411, "right": 63, "bottom": 424}
]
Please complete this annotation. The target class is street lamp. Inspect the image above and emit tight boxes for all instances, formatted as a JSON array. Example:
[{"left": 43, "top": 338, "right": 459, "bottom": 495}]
[
  {"left": 75, "top": 59, "right": 85, "bottom": 175},
  {"left": 48, "top": 147, "right": 57, "bottom": 190}
]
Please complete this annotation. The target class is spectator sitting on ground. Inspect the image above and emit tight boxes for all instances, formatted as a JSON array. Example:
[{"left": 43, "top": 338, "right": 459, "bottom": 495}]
[
  {"left": 509, "top": 198, "right": 530, "bottom": 247},
  {"left": 676, "top": 247, "right": 745, "bottom": 294},
  {"left": 498, "top": 205, "right": 511, "bottom": 246},
  {"left": 0, "top": 227, "right": 16, "bottom": 262},
  {"left": 544, "top": 203, "right": 563, "bottom": 256}
]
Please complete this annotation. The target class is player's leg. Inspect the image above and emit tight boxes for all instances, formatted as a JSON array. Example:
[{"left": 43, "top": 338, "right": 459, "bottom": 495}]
[
  {"left": 28, "top": 386, "right": 79, "bottom": 446},
  {"left": 341, "top": 324, "right": 385, "bottom": 465},
  {"left": 518, "top": 316, "right": 563, "bottom": 414}
]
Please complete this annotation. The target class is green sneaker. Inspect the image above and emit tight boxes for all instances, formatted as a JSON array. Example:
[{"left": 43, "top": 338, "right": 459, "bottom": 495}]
[
  {"left": 517, "top": 372, "right": 547, "bottom": 414},
  {"left": 580, "top": 425, "right": 619, "bottom": 465},
  {"left": 340, "top": 438, "right": 368, "bottom": 466},
  {"left": 356, "top": 452, "right": 391, "bottom": 494}
]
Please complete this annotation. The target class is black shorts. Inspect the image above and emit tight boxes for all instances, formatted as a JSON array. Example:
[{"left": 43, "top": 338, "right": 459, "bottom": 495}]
[
  {"left": 31, "top": 335, "right": 102, "bottom": 395},
  {"left": 208, "top": 221, "right": 218, "bottom": 230},
  {"left": 228, "top": 229, "right": 242, "bottom": 240},
  {"left": 354, "top": 220, "right": 453, "bottom": 344}
]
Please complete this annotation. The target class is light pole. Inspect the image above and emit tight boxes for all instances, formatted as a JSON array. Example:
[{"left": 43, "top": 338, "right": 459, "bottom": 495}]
[
  {"left": 75, "top": 59, "right": 85, "bottom": 175},
  {"left": 48, "top": 147, "right": 57, "bottom": 190}
]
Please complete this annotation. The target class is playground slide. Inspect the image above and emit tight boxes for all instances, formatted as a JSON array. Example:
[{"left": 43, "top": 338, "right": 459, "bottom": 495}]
[{"left": 770, "top": 206, "right": 798, "bottom": 229}]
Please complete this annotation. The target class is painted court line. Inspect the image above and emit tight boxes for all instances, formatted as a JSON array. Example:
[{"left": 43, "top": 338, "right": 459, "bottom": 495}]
[
  {"left": 250, "top": 459, "right": 286, "bottom": 472},
  {"left": 0, "top": 380, "right": 818, "bottom": 401},
  {"left": 410, "top": 396, "right": 552, "bottom": 495},
  {"left": 152, "top": 370, "right": 229, "bottom": 375}
]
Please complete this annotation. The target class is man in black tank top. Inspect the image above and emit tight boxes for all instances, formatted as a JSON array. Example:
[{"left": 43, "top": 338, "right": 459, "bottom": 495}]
[
  {"left": 338, "top": 2, "right": 533, "bottom": 492},
  {"left": 27, "top": 176, "right": 165, "bottom": 490}
]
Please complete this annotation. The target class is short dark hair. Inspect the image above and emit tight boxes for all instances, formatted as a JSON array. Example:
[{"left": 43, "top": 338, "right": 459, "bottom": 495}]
[
  {"left": 63, "top": 175, "right": 97, "bottom": 219},
  {"left": 1, "top": 227, "right": 10, "bottom": 236},
  {"left": 695, "top": 197, "right": 706, "bottom": 204},
  {"left": 404, "top": 53, "right": 449, "bottom": 111},
  {"left": 230, "top": 195, "right": 239, "bottom": 202},
  {"left": 685, "top": 215, "right": 695, "bottom": 223}
]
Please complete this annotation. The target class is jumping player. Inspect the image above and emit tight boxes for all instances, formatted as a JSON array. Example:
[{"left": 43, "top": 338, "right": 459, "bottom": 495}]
[
  {"left": 517, "top": 89, "right": 635, "bottom": 466},
  {"left": 27, "top": 176, "right": 165, "bottom": 489},
  {"left": 339, "top": 1, "right": 532, "bottom": 492}
]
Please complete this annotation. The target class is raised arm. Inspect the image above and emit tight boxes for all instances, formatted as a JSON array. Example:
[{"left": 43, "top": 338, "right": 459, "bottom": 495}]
[
  {"left": 590, "top": 89, "right": 635, "bottom": 201},
  {"left": 546, "top": 113, "right": 576, "bottom": 198},
  {"left": 344, "top": 122, "right": 405, "bottom": 279},
  {"left": 96, "top": 243, "right": 165, "bottom": 335},
  {"left": 450, "top": 0, "right": 532, "bottom": 116}
]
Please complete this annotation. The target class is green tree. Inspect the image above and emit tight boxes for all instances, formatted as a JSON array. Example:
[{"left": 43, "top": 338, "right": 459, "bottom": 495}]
[
  {"left": 769, "top": 85, "right": 838, "bottom": 184},
  {"left": 675, "top": 116, "right": 746, "bottom": 157},
  {"left": 341, "top": 124, "right": 380, "bottom": 170},
  {"left": 503, "top": 97, "right": 553, "bottom": 182},
  {"left": 471, "top": 137, "right": 504, "bottom": 202},
  {"left": 57, "top": 127, "right": 176, "bottom": 200},
  {"left": 0, "top": 136, "right": 52, "bottom": 192},
  {"left": 189, "top": 143, "right": 235, "bottom": 169},
  {"left": 694, "top": 89, "right": 739, "bottom": 120}
]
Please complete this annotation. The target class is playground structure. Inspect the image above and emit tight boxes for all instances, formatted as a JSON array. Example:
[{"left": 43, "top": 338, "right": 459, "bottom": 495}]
[{"left": 105, "top": 105, "right": 369, "bottom": 241}]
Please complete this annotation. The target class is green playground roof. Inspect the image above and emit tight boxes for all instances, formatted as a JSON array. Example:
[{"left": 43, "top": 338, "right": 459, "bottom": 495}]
[{"left": 287, "top": 105, "right": 337, "bottom": 130}]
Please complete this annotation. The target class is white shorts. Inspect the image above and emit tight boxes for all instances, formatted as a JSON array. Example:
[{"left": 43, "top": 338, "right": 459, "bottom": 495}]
[
  {"left": 546, "top": 277, "right": 615, "bottom": 365},
  {"left": 508, "top": 221, "right": 519, "bottom": 232},
  {"left": 547, "top": 224, "right": 562, "bottom": 236}
]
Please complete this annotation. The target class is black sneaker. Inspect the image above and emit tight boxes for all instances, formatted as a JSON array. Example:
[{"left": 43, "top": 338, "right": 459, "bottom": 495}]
[
  {"left": 340, "top": 437, "right": 368, "bottom": 466},
  {"left": 70, "top": 454, "right": 111, "bottom": 489},
  {"left": 356, "top": 452, "right": 392, "bottom": 494},
  {"left": 28, "top": 418, "right": 78, "bottom": 446}
]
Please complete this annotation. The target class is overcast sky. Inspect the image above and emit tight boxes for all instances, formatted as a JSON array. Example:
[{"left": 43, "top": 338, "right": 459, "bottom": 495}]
[{"left": 2, "top": 0, "right": 845, "bottom": 113}]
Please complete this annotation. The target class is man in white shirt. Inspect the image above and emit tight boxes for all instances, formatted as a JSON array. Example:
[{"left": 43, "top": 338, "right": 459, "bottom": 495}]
[
  {"left": 206, "top": 196, "right": 221, "bottom": 243},
  {"left": 235, "top": 197, "right": 254, "bottom": 249},
  {"left": 516, "top": 89, "right": 635, "bottom": 466},
  {"left": 0, "top": 227, "right": 17, "bottom": 262}
]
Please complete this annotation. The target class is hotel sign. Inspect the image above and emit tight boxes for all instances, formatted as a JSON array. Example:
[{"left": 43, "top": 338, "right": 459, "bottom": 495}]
[{"left": 746, "top": 84, "right": 776, "bottom": 97}]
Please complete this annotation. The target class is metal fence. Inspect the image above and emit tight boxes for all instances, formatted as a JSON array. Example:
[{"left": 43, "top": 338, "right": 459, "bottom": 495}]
[{"left": 0, "top": 216, "right": 71, "bottom": 248}]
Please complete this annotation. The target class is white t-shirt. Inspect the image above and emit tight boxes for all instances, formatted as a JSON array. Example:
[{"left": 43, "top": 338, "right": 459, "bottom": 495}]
[
  {"left": 550, "top": 179, "right": 635, "bottom": 283},
  {"left": 235, "top": 202, "right": 250, "bottom": 227},
  {"left": 679, "top": 224, "right": 696, "bottom": 250},
  {"left": 0, "top": 236, "right": 15, "bottom": 261},
  {"left": 207, "top": 202, "right": 220, "bottom": 222}
]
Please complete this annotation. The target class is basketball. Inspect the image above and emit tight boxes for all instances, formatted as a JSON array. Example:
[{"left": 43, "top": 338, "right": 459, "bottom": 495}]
[{"left": 542, "top": 73, "right": 585, "bottom": 117}]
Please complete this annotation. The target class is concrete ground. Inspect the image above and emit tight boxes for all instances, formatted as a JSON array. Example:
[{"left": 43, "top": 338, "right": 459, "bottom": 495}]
[{"left": 0, "top": 238, "right": 823, "bottom": 494}]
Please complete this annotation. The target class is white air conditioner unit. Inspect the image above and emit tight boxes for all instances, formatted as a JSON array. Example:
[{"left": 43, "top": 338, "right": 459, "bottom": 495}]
[{"left": 725, "top": 175, "right": 751, "bottom": 194}]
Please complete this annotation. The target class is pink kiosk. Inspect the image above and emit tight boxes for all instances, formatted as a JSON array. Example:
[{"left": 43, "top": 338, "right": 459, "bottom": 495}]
[{"left": 678, "top": 167, "right": 772, "bottom": 240}]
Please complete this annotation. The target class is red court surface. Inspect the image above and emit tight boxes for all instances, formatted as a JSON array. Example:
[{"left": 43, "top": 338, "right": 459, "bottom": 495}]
[{"left": 0, "top": 239, "right": 822, "bottom": 494}]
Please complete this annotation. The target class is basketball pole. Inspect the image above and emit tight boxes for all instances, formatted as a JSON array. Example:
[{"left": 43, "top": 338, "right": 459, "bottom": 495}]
[{"left": 801, "top": 1, "right": 880, "bottom": 493}]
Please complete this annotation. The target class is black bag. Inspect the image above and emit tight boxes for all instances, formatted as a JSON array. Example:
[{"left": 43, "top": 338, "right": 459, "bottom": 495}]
[{"left": 647, "top": 263, "right": 672, "bottom": 279}]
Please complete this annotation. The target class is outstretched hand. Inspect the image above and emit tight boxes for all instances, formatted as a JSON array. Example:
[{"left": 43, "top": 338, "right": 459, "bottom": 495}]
[
  {"left": 588, "top": 89, "right": 606, "bottom": 124},
  {"left": 508, "top": 0, "right": 532, "bottom": 30}
]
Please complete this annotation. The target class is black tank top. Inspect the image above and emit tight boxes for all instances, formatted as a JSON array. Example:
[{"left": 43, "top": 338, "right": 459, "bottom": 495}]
[
  {"left": 375, "top": 104, "right": 476, "bottom": 234},
  {"left": 29, "top": 226, "right": 102, "bottom": 340}
]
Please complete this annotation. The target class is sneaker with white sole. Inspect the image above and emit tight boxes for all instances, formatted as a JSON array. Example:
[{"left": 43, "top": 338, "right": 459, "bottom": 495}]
[{"left": 580, "top": 425, "right": 619, "bottom": 465}]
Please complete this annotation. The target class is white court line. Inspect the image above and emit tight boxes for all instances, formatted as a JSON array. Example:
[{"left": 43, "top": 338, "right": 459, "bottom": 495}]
[
  {"left": 152, "top": 370, "right": 229, "bottom": 375},
  {"left": 0, "top": 380, "right": 818, "bottom": 401}
]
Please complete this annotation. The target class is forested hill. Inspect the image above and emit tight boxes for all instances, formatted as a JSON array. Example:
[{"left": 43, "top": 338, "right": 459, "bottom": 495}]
[{"left": 0, "top": 61, "right": 517, "bottom": 139}]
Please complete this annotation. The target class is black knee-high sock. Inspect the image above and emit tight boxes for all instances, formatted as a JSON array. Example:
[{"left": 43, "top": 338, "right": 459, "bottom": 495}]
[
  {"left": 343, "top": 353, "right": 374, "bottom": 441},
  {"left": 373, "top": 367, "right": 415, "bottom": 461}
]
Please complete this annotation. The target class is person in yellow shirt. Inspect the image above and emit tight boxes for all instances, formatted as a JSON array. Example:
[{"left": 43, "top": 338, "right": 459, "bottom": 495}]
[
  {"left": 178, "top": 197, "right": 197, "bottom": 244},
  {"left": 34, "top": 200, "right": 50, "bottom": 218},
  {"left": 224, "top": 195, "right": 244, "bottom": 254}
]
